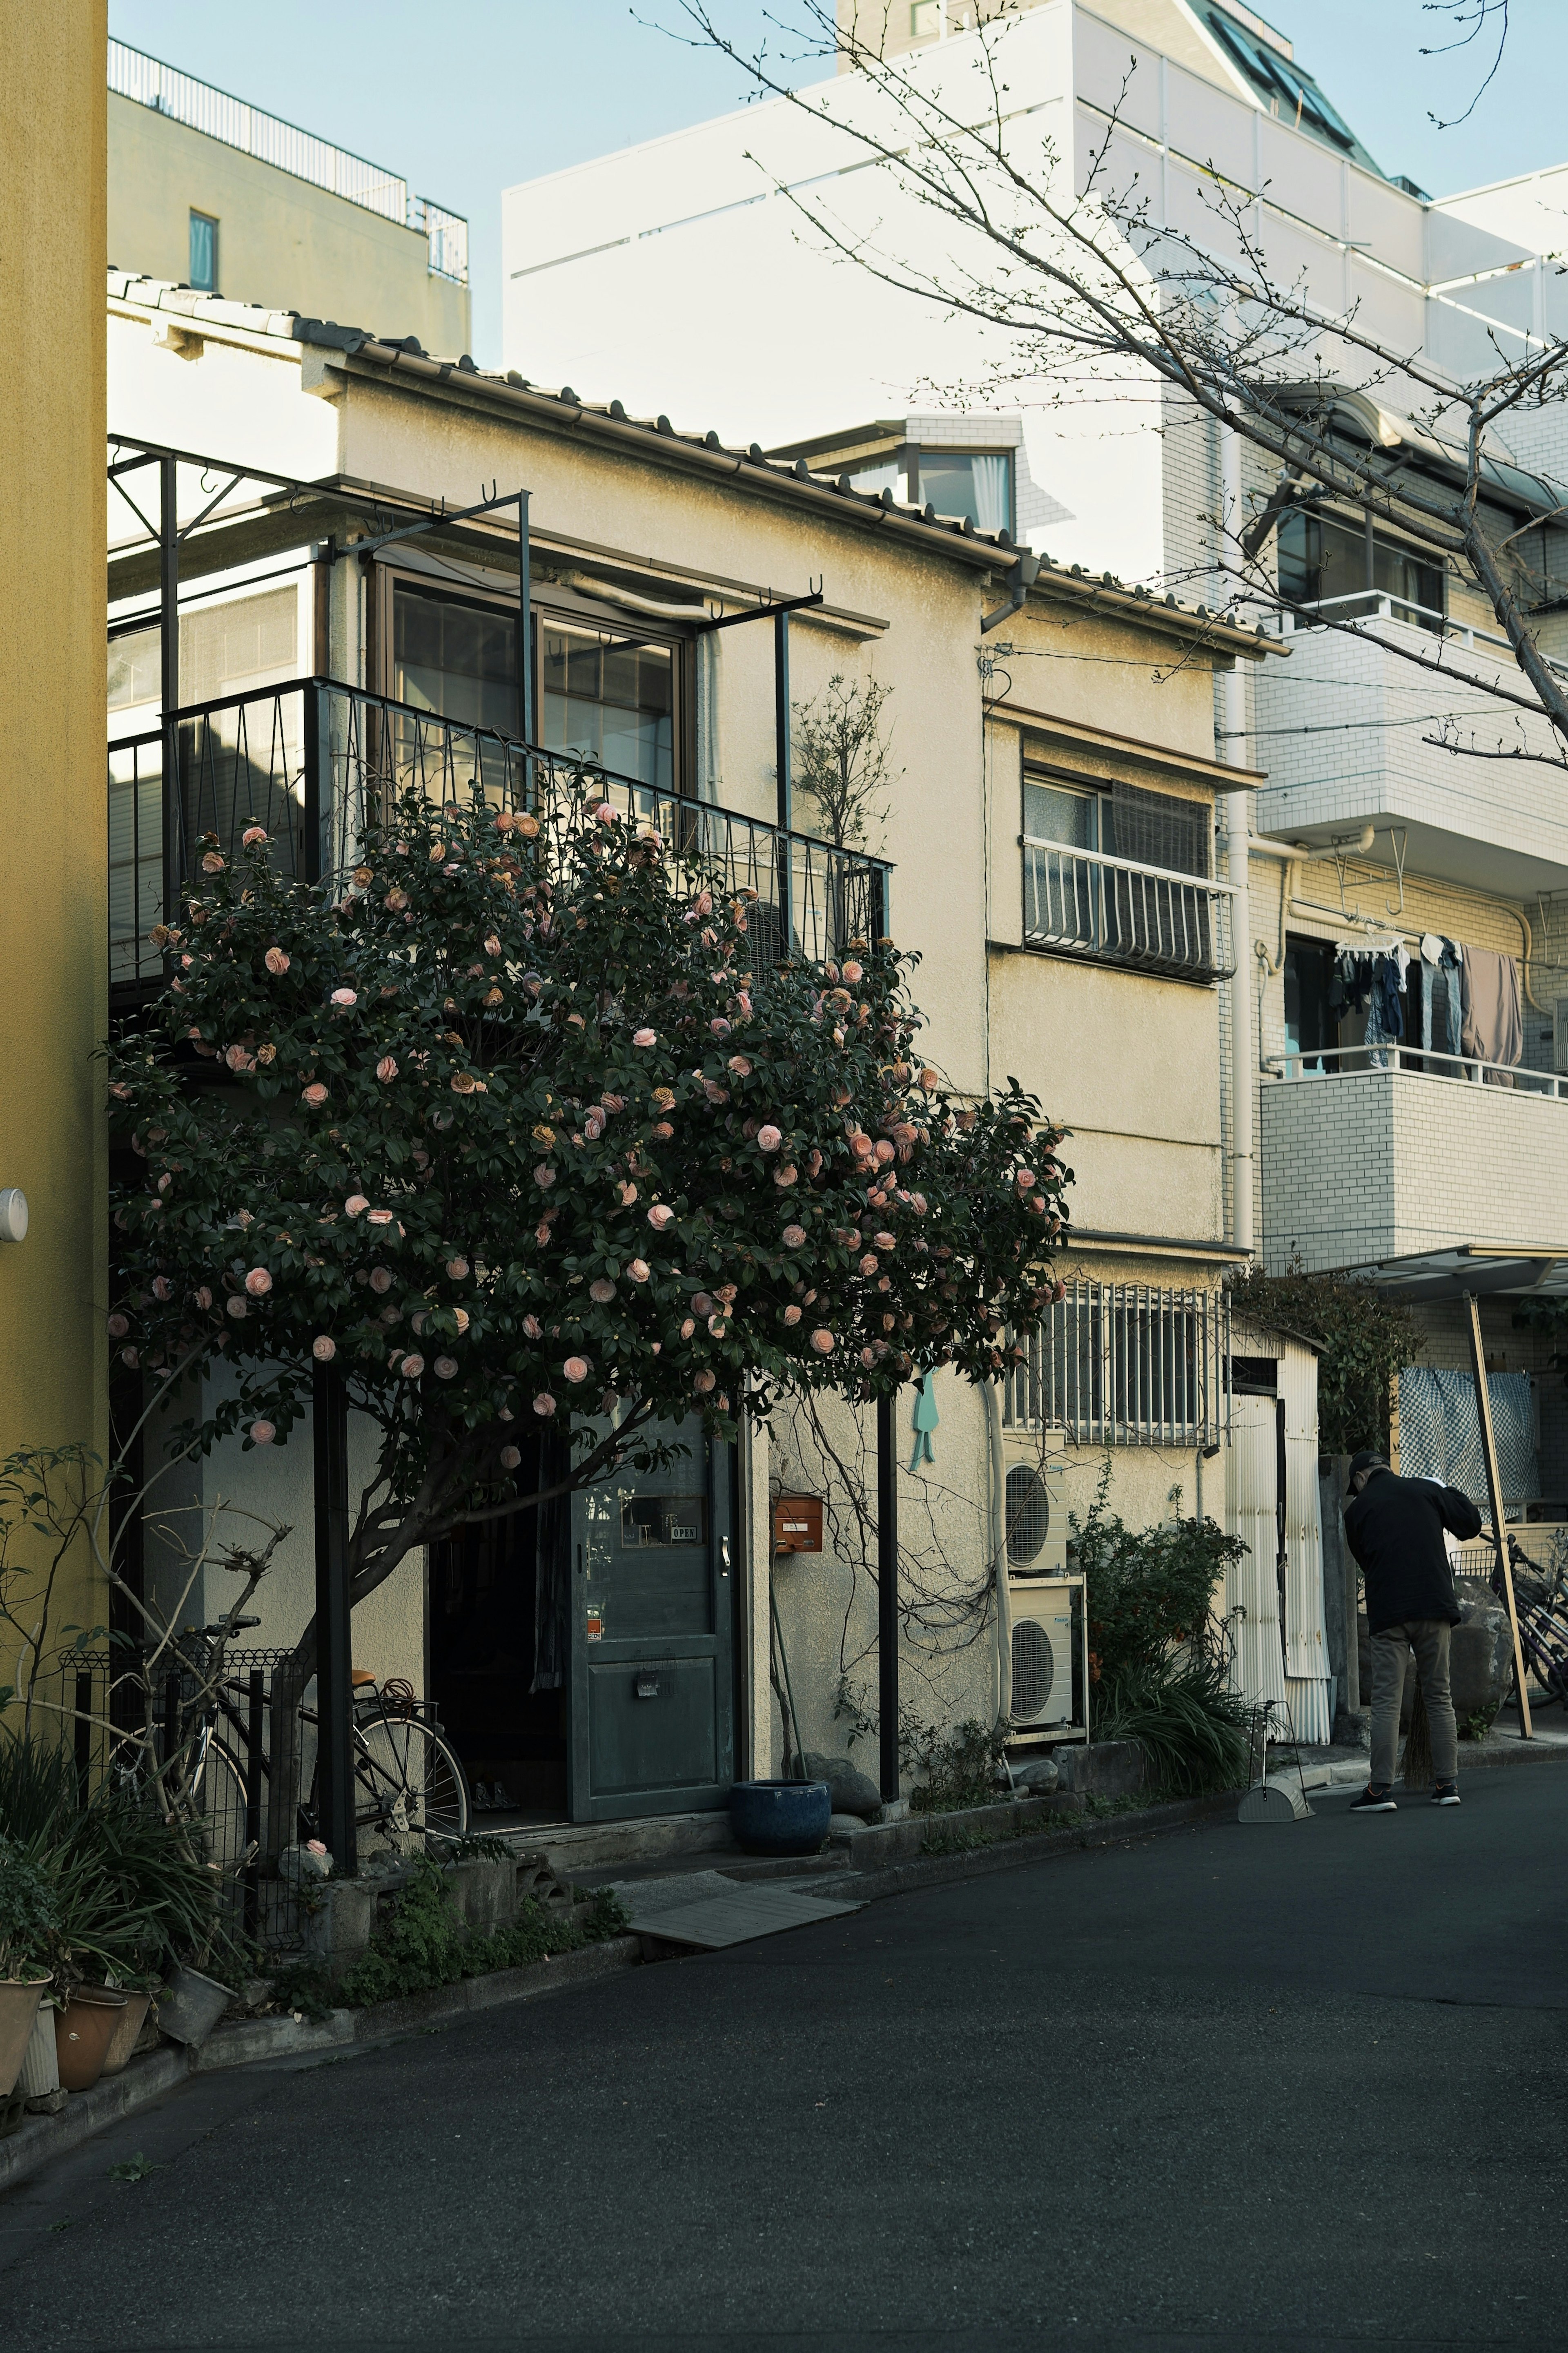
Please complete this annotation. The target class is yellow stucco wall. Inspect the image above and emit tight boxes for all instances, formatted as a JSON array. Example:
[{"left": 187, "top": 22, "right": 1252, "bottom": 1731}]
[
  {"left": 109, "top": 93, "right": 470, "bottom": 354},
  {"left": 0, "top": 5, "right": 109, "bottom": 1683}
]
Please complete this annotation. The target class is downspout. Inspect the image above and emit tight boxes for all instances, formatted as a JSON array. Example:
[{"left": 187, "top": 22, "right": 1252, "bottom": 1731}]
[{"left": 1220, "top": 432, "right": 1253, "bottom": 1258}]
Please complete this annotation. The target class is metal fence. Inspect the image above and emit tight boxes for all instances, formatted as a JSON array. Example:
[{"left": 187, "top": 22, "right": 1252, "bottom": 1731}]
[
  {"left": 109, "top": 677, "right": 891, "bottom": 990},
  {"left": 1002, "top": 1282, "right": 1230, "bottom": 1448},
  {"left": 1022, "top": 839, "right": 1234, "bottom": 982},
  {"left": 108, "top": 40, "right": 469, "bottom": 284}
]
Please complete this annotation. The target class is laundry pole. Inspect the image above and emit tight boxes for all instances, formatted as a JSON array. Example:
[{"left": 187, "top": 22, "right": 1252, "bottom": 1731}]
[{"left": 1461, "top": 1291, "right": 1533, "bottom": 1739}]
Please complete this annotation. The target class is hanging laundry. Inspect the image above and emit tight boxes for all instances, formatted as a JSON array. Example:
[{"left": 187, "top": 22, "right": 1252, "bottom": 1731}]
[
  {"left": 1417, "top": 935, "right": 1463, "bottom": 1061},
  {"left": 1459, "top": 944, "right": 1522, "bottom": 1084},
  {"left": 1334, "top": 943, "right": 1406, "bottom": 1069}
]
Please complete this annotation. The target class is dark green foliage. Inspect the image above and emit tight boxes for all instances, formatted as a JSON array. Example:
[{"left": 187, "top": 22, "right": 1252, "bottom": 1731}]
[
  {"left": 1072, "top": 1468, "right": 1248, "bottom": 1693},
  {"left": 1094, "top": 1653, "right": 1259, "bottom": 1798},
  {"left": 0, "top": 1729, "right": 77, "bottom": 1847},
  {"left": 320, "top": 1862, "right": 628, "bottom": 2012},
  {"left": 1237, "top": 1263, "right": 1416, "bottom": 1454},
  {"left": 906, "top": 1717, "right": 1009, "bottom": 1814},
  {"left": 0, "top": 1836, "right": 60, "bottom": 1978}
]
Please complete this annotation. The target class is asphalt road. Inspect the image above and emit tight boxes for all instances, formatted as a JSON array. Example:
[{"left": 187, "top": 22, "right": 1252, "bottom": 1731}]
[{"left": 2, "top": 1763, "right": 1565, "bottom": 2353}]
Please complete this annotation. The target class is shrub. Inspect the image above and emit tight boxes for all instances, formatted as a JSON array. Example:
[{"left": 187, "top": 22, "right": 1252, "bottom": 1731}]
[
  {"left": 327, "top": 1862, "right": 628, "bottom": 2011},
  {"left": 0, "top": 1836, "right": 60, "bottom": 1981},
  {"left": 906, "top": 1717, "right": 1009, "bottom": 1814},
  {"left": 1071, "top": 1467, "right": 1247, "bottom": 1694}
]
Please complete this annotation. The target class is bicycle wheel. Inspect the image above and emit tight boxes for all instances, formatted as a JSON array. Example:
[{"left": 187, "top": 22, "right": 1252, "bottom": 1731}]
[
  {"left": 354, "top": 1716, "right": 468, "bottom": 1844},
  {"left": 192, "top": 1737, "right": 251, "bottom": 1885}
]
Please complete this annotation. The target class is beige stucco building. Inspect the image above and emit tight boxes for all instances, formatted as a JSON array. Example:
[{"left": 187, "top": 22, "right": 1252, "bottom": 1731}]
[{"left": 103, "top": 268, "right": 1297, "bottom": 1835}]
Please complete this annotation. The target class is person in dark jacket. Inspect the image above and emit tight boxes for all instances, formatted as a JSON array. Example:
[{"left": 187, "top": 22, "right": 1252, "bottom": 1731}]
[{"left": 1343, "top": 1450, "right": 1481, "bottom": 1811}]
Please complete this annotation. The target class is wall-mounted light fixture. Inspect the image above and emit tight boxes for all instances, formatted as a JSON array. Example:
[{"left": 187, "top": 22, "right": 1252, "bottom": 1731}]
[{"left": 0, "top": 1189, "right": 30, "bottom": 1242}]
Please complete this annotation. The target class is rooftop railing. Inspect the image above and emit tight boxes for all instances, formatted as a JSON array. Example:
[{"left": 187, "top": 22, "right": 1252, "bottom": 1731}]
[
  {"left": 108, "top": 40, "right": 469, "bottom": 285},
  {"left": 1265, "top": 1045, "right": 1567, "bottom": 1097},
  {"left": 109, "top": 678, "right": 891, "bottom": 993},
  {"left": 1022, "top": 837, "right": 1235, "bottom": 983}
]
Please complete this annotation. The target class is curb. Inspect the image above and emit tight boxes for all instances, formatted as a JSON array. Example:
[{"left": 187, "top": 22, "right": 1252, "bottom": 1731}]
[
  {"left": 827, "top": 1789, "right": 1242, "bottom": 1905},
  {"left": 0, "top": 1937, "right": 641, "bottom": 2199}
]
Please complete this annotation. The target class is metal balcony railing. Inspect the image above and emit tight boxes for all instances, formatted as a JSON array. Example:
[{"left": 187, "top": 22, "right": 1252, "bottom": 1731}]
[
  {"left": 109, "top": 678, "right": 891, "bottom": 992},
  {"left": 108, "top": 40, "right": 469, "bottom": 285},
  {"left": 1265, "top": 1046, "right": 1567, "bottom": 1098},
  {"left": 1022, "top": 839, "right": 1235, "bottom": 982},
  {"left": 1002, "top": 1282, "right": 1230, "bottom": 1450}
]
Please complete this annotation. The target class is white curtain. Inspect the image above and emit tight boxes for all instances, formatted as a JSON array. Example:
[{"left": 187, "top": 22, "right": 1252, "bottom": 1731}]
[{"left": 969, "top": 453, "right": 1011, "bottom": 534}]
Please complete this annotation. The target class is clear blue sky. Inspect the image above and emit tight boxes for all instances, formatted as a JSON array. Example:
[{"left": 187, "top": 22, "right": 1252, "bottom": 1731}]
[{"left": 109, "top": 0, "right": 1568, "bottom": 367}]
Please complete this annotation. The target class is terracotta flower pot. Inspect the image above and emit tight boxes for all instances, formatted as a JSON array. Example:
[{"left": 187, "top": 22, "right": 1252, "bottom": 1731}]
[
  {"left": 0, "top": 1981, "right": 46, "bottom": 2098},
  {"left": 98, "top": 1991, "right": 153, "bottom": 2077},
  {"left": 53, "top": 1987, "right": 128, "bottom": 2092}
]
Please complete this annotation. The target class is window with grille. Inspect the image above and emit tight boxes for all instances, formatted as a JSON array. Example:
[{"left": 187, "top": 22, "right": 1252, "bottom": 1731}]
[{"left": 1003, "top": 1282, "right": 1229, "bottom": 1449}]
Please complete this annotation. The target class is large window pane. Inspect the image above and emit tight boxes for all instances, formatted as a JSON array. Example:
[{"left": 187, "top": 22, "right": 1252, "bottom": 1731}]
[
  {"left": 541, "top": 622, "right": 673, "bottom": 791},
  {"left": 393, "top": 581, "right": 518, "bottom": 734},
  {"left": 919, "top": 452, "right": 1012, "bottom": 532}
]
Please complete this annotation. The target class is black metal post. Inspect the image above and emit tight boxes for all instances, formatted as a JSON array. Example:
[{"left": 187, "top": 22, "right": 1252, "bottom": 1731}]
[
  {"left": 159, "top": 453, "right": 181, "bottom": 936},
  {"left": 302, "top": 682, "right": 323, "bottom": 885},
  {"left": 74, "top": 1671, "right": 94, "bottom": 1802},
  {"left": 877, "top": 1393, "right": 900, "bottom": 1802},
  {"left": 774, "top": 607, "right": 793, "bottom": 950},
  {"left": 518, "top": 491, "right": 533, "bottom": 743},
  {"left": 312, "top": 1359, "right": 356, "bottom": 1873}
]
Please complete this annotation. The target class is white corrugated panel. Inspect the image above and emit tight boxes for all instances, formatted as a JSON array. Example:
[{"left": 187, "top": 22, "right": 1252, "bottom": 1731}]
[
  {"left": 1279, "top": 1342, "right": 1332, "bottom": 1745},
  {"left": 1224, "top": 1395, "right": 1288, "bottom": 1724}
]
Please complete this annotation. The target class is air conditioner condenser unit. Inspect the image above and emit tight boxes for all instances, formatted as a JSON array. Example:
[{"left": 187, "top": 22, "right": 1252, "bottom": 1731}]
[{"left": 1006, "top": 1575, "right": 1080, "bottom": 1737}]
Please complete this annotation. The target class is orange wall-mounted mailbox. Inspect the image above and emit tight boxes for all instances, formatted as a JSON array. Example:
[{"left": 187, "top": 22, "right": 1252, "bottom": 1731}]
[{"left": 772, "top": 1494, "right": 824, "bottom": 1555}]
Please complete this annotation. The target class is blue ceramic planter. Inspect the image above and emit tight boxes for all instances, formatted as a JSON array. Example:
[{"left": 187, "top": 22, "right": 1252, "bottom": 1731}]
[{"left": 728, "top": 1778, "right": 831, "bottom": 1856}]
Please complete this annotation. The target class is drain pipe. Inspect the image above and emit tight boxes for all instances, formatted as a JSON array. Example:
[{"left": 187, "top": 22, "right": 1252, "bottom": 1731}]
[
  {"left": 1219, "top": 426, "right": 1254, "bottom": 1259},
  {"left": 984, "top": 1382, "right": 1011, "bottom": 1730}
]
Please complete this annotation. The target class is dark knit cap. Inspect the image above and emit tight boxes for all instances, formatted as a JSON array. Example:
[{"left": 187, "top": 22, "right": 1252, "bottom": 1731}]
[{"left": 1347, "top": 1449, "right": 1388, "bottom": 1484}]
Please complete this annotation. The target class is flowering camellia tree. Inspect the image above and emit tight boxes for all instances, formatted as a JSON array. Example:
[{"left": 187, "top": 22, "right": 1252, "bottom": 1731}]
[{"left": 107, "top": 783, "right": 1069, "bottom": 1643}]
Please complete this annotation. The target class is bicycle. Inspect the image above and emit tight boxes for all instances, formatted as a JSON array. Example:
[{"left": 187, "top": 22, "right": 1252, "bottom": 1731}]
[{"left": 137, "top": 1624, "right": 469, "bottom": 1874}]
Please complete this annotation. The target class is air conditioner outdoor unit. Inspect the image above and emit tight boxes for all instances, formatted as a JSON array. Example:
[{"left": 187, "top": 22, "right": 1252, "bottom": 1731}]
[
  {"left": 1006, "top": 1576, "right": 1078, "bottom": 1735},
  {"left": 1553, "top": 997, "right": 1568, "bottom": 1076},
  {"left": 1001, "top": 1455, "right": 1068, "bottom": 1577}
]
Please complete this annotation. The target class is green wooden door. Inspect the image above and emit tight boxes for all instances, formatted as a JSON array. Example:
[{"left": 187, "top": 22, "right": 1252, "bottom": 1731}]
[{"left": 568, "top": 1420, "right": 735, "bottom": 1821}]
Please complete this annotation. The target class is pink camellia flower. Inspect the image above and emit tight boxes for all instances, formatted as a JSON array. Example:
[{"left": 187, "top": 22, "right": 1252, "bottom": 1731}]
[
  {"left": 710, "top": 1017, "right": 731, "bottom": 1038},
  {"left": 783, "top": 1305, "right": 802, "bottom": 1326},
  {"left": 410, "top": 1311, "right": 427, "bottom": 1335},
  {"left": 627, "top": 1258, "right": 650, "bottom": 1283},
  {"left": 810, "top": 1328, "right": 835, "bottom": 1355},
  {"left": 201, "top": 851, "right": 225, "bottom": 874},
  {"left": 563, "top": 1355, "right": 590, "bottom": 1384},
  {"left": 446, "top": 1257, "right": 470, "bottom": 1280},
  {"left": 782, "top": 1224, "right": 806, "bottom": 1249},
  {"left": 860, "top": 1346, "right": 877, "bottom": 1369},
  {"left": 434, "top": 1356, "right": 459, "bottom": 1380},
  {"left": 601, "top": 1093, "right": 625, "bottom": 1113},
  {"left": 920, "top": 1067, "right": 939, "bottom": 1091},
  {"left": 632, "top": 1028, "right": 657, "bottom": 1048},
  {"left": 773, "top": 1164, "right": 798, "bottom": 1189},
  {"left": 330, "top": 988, "right": 357, "bottom": 1010},
  {"left": 653, "top": 1121, "right": 674, "bottom": 1140},
  {"left": 194, "top": 1286, "right": 212, "bottom": 1311},
  {"left": 535, "top": 1165, "right": 556, "bottom": 1188},
  {"left": 368, "top": 1209, "right": 394, "bottom": 1227},
  {"left": 874, "top": 1231, "right": 897, "bottom": 1251},
  {"left": 107, "top": 1312, "right": 129, "bottom": 1338},
  {"left": 756, "top": 1124, "right": 782, "bottom": 1154},
  {"left": 242, "top": 825, "right": 268, "bottom": 848},
  {"left": 535, "top": 1222, "right": 552, "bottom": 1247},
  {"left": 727, "top": 1055, "right": 752, "bottom": 1077},
  {"left": 584, "top": 1112, "right": 604, "bottom": 1141},
  {"left": 647, "top": 1204, "right": 675, "bottom": 1231},
  {"left": 226, "top": 1296, "right": 248, "bottom": 1320},
  {"left": 150, "top": 1276, "right": 172, "bottom": 1301},
  {"left": 842, "top": 960, "right": 864, "bottom": 984},
  {"left": 680, "top": 1317, "right": 696, "bottom": 1340},
  {"left": 693, "top": 1369, "right": 717, "bottom": 1394},
  {"left": 618, "top": 1182, "right": 638, "bottom": 1207},
  {"left": 533, "top": 1392, "right": 557, "bottom": 1416},
  {"left": 522, "top": 1314, "right": 542, "bottom": 1339},
  {"left": 910, "top": 1192, "right": 928, "bottom": 1216},
  {"left": 693, "top": 890, "right": 713, "bottom": 917},
  {"left": 302, "top": 1082, "right": 329, "bottom": 1108},
  {"left": 225, "top": 1045, "right": 255, "bottom": 1073},
  {"left": 1016, "top": 1166, "right": 1036, "bottom": 1189},
  {"left": 120, "top": 1345, "right": 140, "bottom": 1368},
  {"left": 494, "top": 809, "right": 515, "bottom": 832},
  {"left": 874, "top": 1140, "right": 896, "bottom": 1165},
  {"left": 500, "top": 1444, "right": 521, "bottom": 1470},
  {"left": 370, "top": 1267, "right": 392, "bottom": 1295},
  {"left": 860, "top": 1253, "right": 880, "bottom": 1276},
  {"left": 312, "top": 1335, "right": 336, "bottom": 1362},
  {"left": 589, "top": 1278, "right": 617, "bottom": 1304},
  {"left": 692, "top": 1291, "right": 714, "bottom": 1318},
  {"left": 245, "top": 1267, "right": 273, "bottom": 1297},
  {"left": 250, "top": 1420, "right": 276, "bottom": 1445},
  {"left": 376, "top": 1055, "right": 398, "bottom": 1084}
]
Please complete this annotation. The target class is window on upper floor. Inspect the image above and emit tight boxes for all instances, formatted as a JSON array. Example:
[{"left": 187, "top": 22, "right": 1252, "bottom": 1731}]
[
  {"left": 1020, "top": 770, "right": 1223, "bottom": 981},
  {"left": 188, "top": 211, "right": 218, "bottom": 293},
  {"left": 838, "top": 446, "right": 1013, "bottom": 533},
  {"left": 1277, "top": 509, "right": 1445, "bottom": 631},
  {"left": 541, "top": 620, "right": 675, "bottom": 794}
]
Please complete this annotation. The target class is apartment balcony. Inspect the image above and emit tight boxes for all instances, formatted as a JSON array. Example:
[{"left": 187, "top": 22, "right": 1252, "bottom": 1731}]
[
  {"left": 1259, "top": 1048, "right": 1568, "bottom": 1277},
  {"left": 1252, "top": 601, "right": 1568, "bottom": 897},
  {"left": 1021, "top": 839, "right": 1235, "bottom": 985},
  {"left": 108, "top": 678, "right": 889, "bottom": 999}
]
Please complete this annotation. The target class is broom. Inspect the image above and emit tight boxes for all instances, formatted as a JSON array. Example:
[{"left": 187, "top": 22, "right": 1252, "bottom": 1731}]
[{"left": 1401, "top": 1650, "right": 1434, "bottom": 1792}]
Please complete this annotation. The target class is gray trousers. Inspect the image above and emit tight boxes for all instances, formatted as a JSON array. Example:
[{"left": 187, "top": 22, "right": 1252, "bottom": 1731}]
[{"left": 1370, "top": 1619, "right": 1458, "bottom": 1788}]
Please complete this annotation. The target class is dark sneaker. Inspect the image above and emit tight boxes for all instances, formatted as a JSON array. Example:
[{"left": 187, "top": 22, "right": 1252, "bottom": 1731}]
[
  {"left": 1430, "top": 1782, "right": 1461, "bottom": 1807},
  {"left": 1350, "top": 1784, "right": 1397, "bottom": 1813}
]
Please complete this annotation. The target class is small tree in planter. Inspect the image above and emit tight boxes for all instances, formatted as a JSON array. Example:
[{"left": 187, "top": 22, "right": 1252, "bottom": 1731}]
[{"left": 107, "top": 781, "right": 1071, "bottom": 1803}]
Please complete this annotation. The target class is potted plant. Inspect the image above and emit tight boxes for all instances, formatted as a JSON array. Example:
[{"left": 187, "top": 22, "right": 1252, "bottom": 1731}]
[{"left": 0, "top": 1834, "right": 56, "bottom": 2097}]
